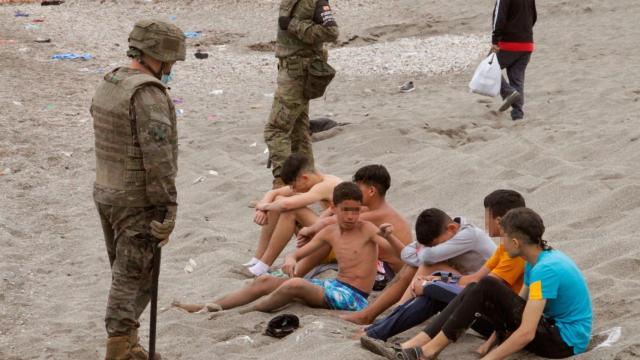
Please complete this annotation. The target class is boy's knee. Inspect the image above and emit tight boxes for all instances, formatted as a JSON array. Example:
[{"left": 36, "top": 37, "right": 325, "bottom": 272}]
[
  {"left": 477, "top": 276, "right": 502, "bottom": 292},
  {"left": 281, "top": 278, "right": 307, "bottom": 294}
]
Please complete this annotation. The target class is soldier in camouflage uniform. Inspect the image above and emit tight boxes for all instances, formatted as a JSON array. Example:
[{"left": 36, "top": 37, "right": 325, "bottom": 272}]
[
  {"left": 90, "top": 20, "right": 185, "bottom": 360},
  {"left": 264, "top": 0, "right": 339, "bottom": 188}
]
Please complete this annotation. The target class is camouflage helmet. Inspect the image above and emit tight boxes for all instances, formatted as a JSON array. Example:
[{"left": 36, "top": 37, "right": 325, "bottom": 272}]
[{"left": 128, "top": 20, "right": 186, "bottom": 62}]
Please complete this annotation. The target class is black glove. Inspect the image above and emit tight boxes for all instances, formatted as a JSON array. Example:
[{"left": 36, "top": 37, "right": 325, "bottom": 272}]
[
  {"left": 313, "top": 0, "right": 337, "bottom": 26},
  {"left": 278, "top": 16, "right": 292, "bottom": 30}
]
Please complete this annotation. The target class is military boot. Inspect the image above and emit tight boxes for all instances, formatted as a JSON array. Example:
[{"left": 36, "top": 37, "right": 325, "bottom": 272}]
[
  {"left": 272, "top": 177, "right": 286, "bottom": 189},
  {"left": 105, "top": 336, "right": 132, "bottom": 360},
  {"left": 129, "top": 330, "right": 162, "bottom": 360}
]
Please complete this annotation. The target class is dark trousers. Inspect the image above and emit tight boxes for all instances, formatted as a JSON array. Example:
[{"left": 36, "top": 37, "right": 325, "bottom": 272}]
[
  {"left": 365, "top": 282, "right": 459, "bottom": 341},
  {"left": 497, "top": 51, "right": 531, "bottom": 119},
  {"left": 424, "top": 277, "right": 574, "bottom": 359}
]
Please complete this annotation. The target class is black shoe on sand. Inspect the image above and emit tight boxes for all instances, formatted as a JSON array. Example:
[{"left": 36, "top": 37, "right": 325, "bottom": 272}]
[
  {"left": 499, "top": 90, "right": 521, "bottom": 112},
  {"left": 399, "top": 81, "right": 415, "bottom": 93}
]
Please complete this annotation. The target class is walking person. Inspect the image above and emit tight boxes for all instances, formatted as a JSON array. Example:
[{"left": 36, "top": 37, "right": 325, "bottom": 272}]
[{"left": 492, "top": 0, "right": 537, "bottom": 120}]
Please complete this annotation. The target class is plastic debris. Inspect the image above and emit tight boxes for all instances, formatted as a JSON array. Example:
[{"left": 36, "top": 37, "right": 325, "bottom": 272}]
[
  {"left": 0, "top": 40, "right": 17, "bottom": 46},
  {"left": 52, "top": 53, "right": 92, "bottom": 60},
  {"left": 61, "top": 151, "right": 73, "bottom": 157},
  {"left": 184, "top": 258, "right": 197, "bottom": 273},
  {"left": 34, "top": 38, "right": 51, "bottom": 43},
  {"left": 208, "top": 170, "right": 219, "bottom": 176},
  {"left": 194, "top": 50, "right": 209, "bottom": 59},
  {"left": 169, "top": 15, "right": 177, "bottom": 21},
  {"left": 0, "top": 168, "right": 12, "bottom": 176},
  {"left": 595, "top": 327, "right": 622, "bottom": 349},
  {"left": 209, "top": 89, "right": 223, "bottom": 95},
  {"left": 172, "top": 97, "right": 184, "bottom": 104},
  {"left": 176, "top": 109, "right": 184, "bottom": 116},
  {"left": 207, "top": 115, "right": 218, "bottom": 121},
  {"left": 249, "top": 142, "right": 257, "bottom": 148},
  {"left": 24, "top": 24, "right": 40, "bottom": 30},
  {"left": 32, "top": 19, "right": 45, "bottom": 23},
  {"left": 45, "top": 104, "right": 55, "bottom": 111},
  {"left": 12, "top": 101, "right": 23, "bottom": 106},
  {"left": 15, "top": 10, "right": 29, "bottom": 17},
  {"left": 192, "top": 176, "right": 205, "bottom": 185},
  {"left": 184, "top": 31, "right": 202, "bottom": 39},
  {"left": 263, "top": 93, "right": 274, "bottom": 97},
  {"left": 224, "top": 335, "right": 253, "bottom": 345}
]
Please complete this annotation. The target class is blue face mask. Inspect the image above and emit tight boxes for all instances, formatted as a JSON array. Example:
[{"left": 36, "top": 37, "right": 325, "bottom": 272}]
[{"left": 160, "top": 71, "right": 174, "bottom": 85}]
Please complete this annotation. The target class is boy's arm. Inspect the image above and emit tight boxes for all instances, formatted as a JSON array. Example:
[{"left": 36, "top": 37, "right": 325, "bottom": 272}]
[
  {"left": 458, "top": 266, "right": 492, "bottom": 287},
  {"left": 418, "top": 230, "right": 476, "bottom": 265},
  {"left": 518, "top": 285, "right": 529, "bottom": 299},
  {"left": 257, "top": 186, "right": 295, "bottom": 207},
  {"left": 377, "top": 223, "right": 404, "bottom": 257},
  {"left": 283, "top": 228, "right": 330, "bottom": 276},
  {"left": 258, "top": 183, "right": 326, "bottom": 212},
  {"left": 481, "top": 300, "right": 546, "bottom": 360}
]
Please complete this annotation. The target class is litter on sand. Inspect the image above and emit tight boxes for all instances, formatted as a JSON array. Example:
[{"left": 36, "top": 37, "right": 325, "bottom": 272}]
[
  {"left": 52, "top": 53, "right": 92, "bottom": 60},
  {"left": 595, "top": 327, "right": 622, "bottom": 349},
  {"left": 184, "top": 31, "right": 202, "bottom": 38},
  {"left": 208, "top": 170, "right": 219, "bottom": 176},
  {"left": 249, "top": 142, "right": 257, "bottom": 148},
  {"left": 35, "top": 38, "right": 51, "bottom": 43},
  {"left": 41, "top": 0, "right": 65, "bottom": 5},
  {"left": 184, "top": 258, "right": 197, "bottom": 273},
  {"left": 192, "top": 176, "right": 205, "bottom": 185},
  {"left": 24, "top": 24, "right": 40, "bottom": 30},
  {"left": 13, "top": 101, "right": 23, "bottom": 106},
  {"left": 176, "top": 109, "right": 184, "bottom": 116},
  {"left": 15, "top": 10, "right": 29, "bottom": 17},
  {"left": 0, "top": 168, "right": 12, "bottom": 176},
  {"left": 194, "top": 51, "right": 209, "bottom": 59},
  {"left": 209, "top": 89, "right": 223, "bottom": 95}
]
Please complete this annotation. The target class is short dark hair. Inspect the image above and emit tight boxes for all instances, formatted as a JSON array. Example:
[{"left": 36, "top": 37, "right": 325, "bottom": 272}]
[
  {"left": 483, "top": 190, "right": 526, "bottom": 218},
  {"left": 415, "top": 208, "right": 452, "bottom": 246},
  {"left": 333, "top": 182, "right": 363, "bottom": 205},
  {"left": 353, "top": 164, "right": 391, "bottom": 197},
  {"left": 280, "top": 153, "right": 314, "bottom": 185},
  {"left": 501, "top": 207, "right": 551, "bottom": 250}
]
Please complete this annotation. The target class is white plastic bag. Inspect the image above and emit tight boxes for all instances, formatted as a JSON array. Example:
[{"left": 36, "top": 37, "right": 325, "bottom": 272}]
[{"left": 469, "top": 53, "right": 502, "bottom": 97}]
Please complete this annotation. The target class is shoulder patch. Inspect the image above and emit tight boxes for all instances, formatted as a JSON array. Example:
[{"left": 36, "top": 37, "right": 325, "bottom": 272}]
[{"left": 148, "top": 122, "right": 171, "bottom": 142}]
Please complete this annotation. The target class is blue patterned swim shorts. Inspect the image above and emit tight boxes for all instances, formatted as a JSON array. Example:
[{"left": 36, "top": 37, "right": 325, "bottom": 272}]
[{"left": 309, "top": 278, "right": 369, "bottom": 311}]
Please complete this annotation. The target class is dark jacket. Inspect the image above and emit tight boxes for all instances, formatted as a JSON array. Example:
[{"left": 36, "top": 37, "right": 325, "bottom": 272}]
[{"left": 492, "top": 0, "right": 537, "bottom": 44}]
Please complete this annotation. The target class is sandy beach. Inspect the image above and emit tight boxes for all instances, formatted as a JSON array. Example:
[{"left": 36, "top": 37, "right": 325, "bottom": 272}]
[{"left": 1, "top": 0, "right": 639, "bottom": 359}]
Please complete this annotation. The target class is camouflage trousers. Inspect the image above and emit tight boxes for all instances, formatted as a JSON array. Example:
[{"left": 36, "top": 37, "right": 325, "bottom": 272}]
[
  {"left": 96, "top": 202, "right": 157, "bottom": 338},
  {"left": 264, "top": 60, "right": 315, "bottom": 178}
]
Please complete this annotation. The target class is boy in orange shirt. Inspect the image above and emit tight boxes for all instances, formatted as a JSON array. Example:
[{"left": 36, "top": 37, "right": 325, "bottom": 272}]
[{"left": 361, "top": 190, "right": 526, "bottom": 352}]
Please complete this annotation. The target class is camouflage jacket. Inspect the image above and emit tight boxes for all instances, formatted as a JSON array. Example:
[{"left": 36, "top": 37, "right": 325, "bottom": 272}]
[{"left": 276, "top": 0, "right": 339, "bottom": 59}]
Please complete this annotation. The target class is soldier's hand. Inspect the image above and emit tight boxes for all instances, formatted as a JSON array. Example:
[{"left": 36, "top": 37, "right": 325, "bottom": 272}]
[{"left": 278, "top": 16, "right": 292, "bottom": 30}]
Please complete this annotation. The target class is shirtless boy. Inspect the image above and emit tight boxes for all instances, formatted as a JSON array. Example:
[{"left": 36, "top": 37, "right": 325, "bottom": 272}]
[
  {"left": 174, "top": 182, "right": 387, "bottom": 313},
  {"left": 294, "top": 165, "right": 412, "bottom": 277},
  {"left": 241, "top": 153, "right": 342, "bottom": 277}
]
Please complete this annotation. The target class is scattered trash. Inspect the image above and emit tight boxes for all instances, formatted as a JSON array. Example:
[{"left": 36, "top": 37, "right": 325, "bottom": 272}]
[
  {"left": 34, "top": 38, "right": 51, "bottom": 43},
  {"left": 263, "top": 93, "right": 274, "bottom": 98},
  {"left": 268, "top": 269, "right": 287, "bottom": 278},
  {"left": 61, "top": 151, "right": 73, "bottom": 157},
  {"left": 192, "top": 176, "right": 205, "bottom": 185},
  {"left": 208, "top": 170, "right": 219, "bottom": 176},
  {"left": 31, "top": 19, "right": 45, "bottom": 23},
  {"left": 18, "top": 47, "right": 29, "bottom": 52},
  {"left": 172, "top": 97, "right": 184, "bottom": 104},
  {"left": 169, "top": 15, "right": 177, "bottom": 21},
  {"left": 12, "top": 101, "right": 23, "bottom": 106},
  {"left": 52, "top": 53, "right": 92, "bottom": 61},
  {"left": 184, "top": 258, "right": 197, "bottom": 274},
  {"left": 0, "top": 40, "right": 17, "bottom": 46},
  {"left": 595, "top": 327, "right": 622, "bottom": 349},
  {"left": 263, "top": 148, "right": 269, "bottom": 154},
  {"left": 209, "top": 89, "right": 223, "bottom": 95},
  {"left": 41, "top": 0, "right": 65, "bottom": 5},
  {"left": 15, "top": 10, "right": 29, "bottom": 17},
  {"left": 363, "top": 88, "right": 373, "bottom": 94},
  {"left": 184, "top": 31, "right": 202, "bottom": 39},
  {"left": 224, "top": 335, "right": 254, "bottom": 346},
  {"left": 24, "top": 24, "right": 40, "bottom": 30},
  {"left": 44, "top": 104, "right": 55, "bottom": 111},
  {"left": 176, "top": 109, "right": 184, "bottom": 116},
  {"left": 207, "top": 115, "right": 218, "bottom": 121},
  {"left": 249, "top": 142, "right": 257, "bottom": 148},
  {"left": 0, "top": 168, "right": 12, "bottom": 176},
  {"left": 194, "top": 50, "right": 209, "bottom": 59},
  {"left": 399, "top": 81, "right": 415, "bottom": 93}
]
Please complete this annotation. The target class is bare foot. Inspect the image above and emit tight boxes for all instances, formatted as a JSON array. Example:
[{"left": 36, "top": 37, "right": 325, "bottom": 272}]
[
  {"left": 476, "top": 341, "right": 494, "bottom": 357},
  {"left": 171, "top": 300, "right": 205, "bottom": 313},
  {"left": 340, "top": 311, "right": 373, "bottom": 325}
]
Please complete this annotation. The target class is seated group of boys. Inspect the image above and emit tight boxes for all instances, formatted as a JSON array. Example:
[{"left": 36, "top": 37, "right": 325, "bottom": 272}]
[{"left": 173, "top": 153, "right": 593, "bottom": 360}]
